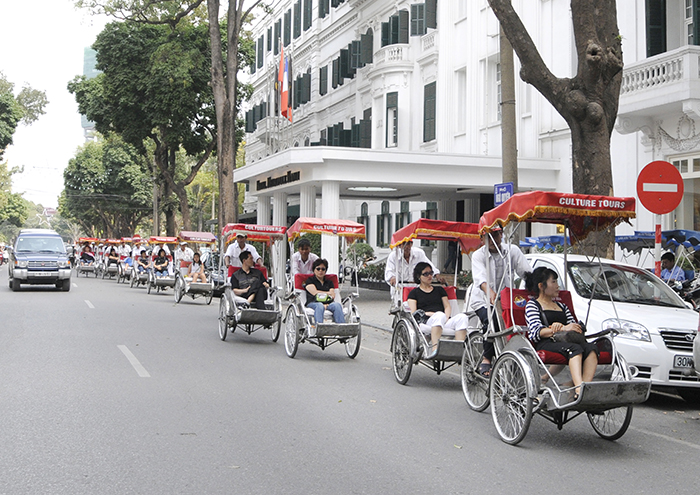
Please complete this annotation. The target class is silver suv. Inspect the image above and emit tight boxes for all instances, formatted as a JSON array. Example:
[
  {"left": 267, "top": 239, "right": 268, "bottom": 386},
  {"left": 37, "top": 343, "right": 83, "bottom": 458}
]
[{"left": 8, "top": 229, "right": 71, "bottom": 291}]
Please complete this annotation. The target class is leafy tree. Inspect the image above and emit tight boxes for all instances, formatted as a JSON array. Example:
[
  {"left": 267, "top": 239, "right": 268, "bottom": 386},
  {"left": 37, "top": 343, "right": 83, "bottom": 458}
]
[
  {"left": 60, "top": 137, "right": 152, "bottom": 237},
  {"left": 487, "top": 0, "right": 622, "bottom": 253},
  {"left": 0, "top": 72, "right": 48, "bottom": 159},
  {"left": 68, "top": 19, "right": 215, "bottom": 234},
  {"left": 0, "top": 160, "right": 29, "bottom": 228},
  {"left": 75, "top": 0, "right": 261, "bottom": 230}
]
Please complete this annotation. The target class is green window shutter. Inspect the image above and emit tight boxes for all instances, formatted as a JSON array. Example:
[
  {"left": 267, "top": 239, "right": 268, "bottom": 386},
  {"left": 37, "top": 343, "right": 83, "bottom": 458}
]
[
  {"left": 361, "top": 31, "right": 373, "bottom": 65},
  {"left": 284, "top": 9, "right": 291, "bottom": 47},
  {"left": 251, "top": 52, "right": 256, "bottom": 74},
  {"left": 257, "top": 35, "right": 264, "bottom": 68},
  {"left": 331, "top": 0, "right": 340, "bottom": 7},
  {"left": 327, "top": 126, "right": 334, "bottom": 146},
  {"left": 351, "top": 123, "right": 360, "bottom": 148},
  {"left": 294, "top": 1, "right": 301, "bottom": 39},
  {"left": 381, "top": 22, "right": 390, "bottom": 47},
  {"left": 340, "top": 48, "right": 350, "bottom": 78},
  {"left": 360, "top": 119, "right": 371, "bottom": 148},
  {"left": 332, "top": 58, "right": 339, "bottom": 88},
  {"left": 398, "top": 10, "right": 409, "bottom": 43},
  {"left": 390, "top": 15, "right": 399, "bottom": 45},
  {"left": 267, "top": 27, "right": 272, "bottom": 51},
  {"left": 423, "top": 82, "right": 436, "bottom": 142},
  {"left": 319, "top": 65, "right": 328, "bottom": 95},
  {"left": 351, "top": 40, "right": 362, "bottom": 69},
  {"left": 411, "top": 4, "right": 426, "bottom": 36},
  {"left": 426, "top": 0, "right": 437, "bottom": 29},
  {"left": 320, "top": 0, "right": 328, "bottom": 18},
  {"left": 694, "top": 0, "right": 700, "bottom": 46},
  {"left": 646, "top": 0, "right": 666, "bottom": 56},
  {"left": 303, "top": 71, "right": 311, "bottom": 103},
  {"left": 341, "top": 129, "right": 352, "bottom": 147},
  {"left": 274, "top": 20, "right": 281, "bottom": 55},
  {"left": 303, "top": 0, "right": 312, "bottom": 30}
]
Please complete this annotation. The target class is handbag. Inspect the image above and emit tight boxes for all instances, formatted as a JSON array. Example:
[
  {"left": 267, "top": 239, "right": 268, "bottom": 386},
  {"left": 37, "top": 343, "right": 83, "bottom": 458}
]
[
  {"left": 535, "top": 301, "right": 587, "bottom": 345},
  {"left": 315, "top": 293, "right": 332, "bottom": 303},
  {"left": 412, "top": 309, "right": 430, "bottom": 324}
]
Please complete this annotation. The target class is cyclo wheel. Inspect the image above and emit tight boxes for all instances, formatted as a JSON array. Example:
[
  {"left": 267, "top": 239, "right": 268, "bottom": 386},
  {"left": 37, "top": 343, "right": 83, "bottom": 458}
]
[
  {"left": 284, "top": 305, "right": 300, "bottom": 358},
  {"left": 218, "top": 296, "right": 230, "bottom": 341},
  {"left": 270, "top": 295, "right": 282, "bottom": 342},
  {"left": 587, "top": 354, "right": 634, "bottom": 441},
  {"left": 391, "top": 320, "right": 413, "bottom": 385},
  {"left": 490, "top": 351, "right": 534, "bottom": 445},
  {"left": 205, "top": 286, "right": 213, "bottom": 305},
  {"left": 174, "top": 276, "right": 184, "bottom": 303},
  {"left": 462, "top": 331, "right": 490, "bottom": 412},
  {"left": 344, "top": 305, "right": 361, "bottom": 359}
]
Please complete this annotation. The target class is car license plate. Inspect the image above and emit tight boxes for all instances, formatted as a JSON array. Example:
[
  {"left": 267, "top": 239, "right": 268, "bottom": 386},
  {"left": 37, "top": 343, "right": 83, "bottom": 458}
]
[
  {"left": 673, "top": 355, "right": 694, "bottom": 369},
  {"left": 32, "top": 272, "right": 54, "bottom": 277}
]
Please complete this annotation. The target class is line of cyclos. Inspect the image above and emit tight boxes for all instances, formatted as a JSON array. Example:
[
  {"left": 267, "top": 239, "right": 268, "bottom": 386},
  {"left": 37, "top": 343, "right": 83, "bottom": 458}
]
[{"left": 71, "top": 232, "right": 220, "bottom": 304}]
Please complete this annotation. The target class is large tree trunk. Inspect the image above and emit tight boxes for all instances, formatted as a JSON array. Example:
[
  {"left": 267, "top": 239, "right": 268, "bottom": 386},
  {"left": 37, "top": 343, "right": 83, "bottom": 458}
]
[{"left": 487, "top": 0, "right": 622, "bottom": 254}]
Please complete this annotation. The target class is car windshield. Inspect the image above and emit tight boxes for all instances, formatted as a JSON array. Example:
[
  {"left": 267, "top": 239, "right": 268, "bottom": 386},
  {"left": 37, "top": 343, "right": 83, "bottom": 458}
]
[
  {"left": 15, "top": 236, "right": 66, "bottom": 254},
  {"left": 568, "top": 261, "right": 685, "bottom": 308}
]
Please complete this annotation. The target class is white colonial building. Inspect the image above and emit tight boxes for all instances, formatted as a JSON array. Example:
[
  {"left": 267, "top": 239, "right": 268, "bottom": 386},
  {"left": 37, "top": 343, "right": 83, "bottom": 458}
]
[{"left": 236, "top": 0, "right": 700, "bottom": 275}]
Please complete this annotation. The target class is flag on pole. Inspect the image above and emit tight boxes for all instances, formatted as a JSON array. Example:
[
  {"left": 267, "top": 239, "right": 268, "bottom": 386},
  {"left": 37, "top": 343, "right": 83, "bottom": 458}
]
[{"left": 278, "top": 46, "right": 292, "bottom": 122}]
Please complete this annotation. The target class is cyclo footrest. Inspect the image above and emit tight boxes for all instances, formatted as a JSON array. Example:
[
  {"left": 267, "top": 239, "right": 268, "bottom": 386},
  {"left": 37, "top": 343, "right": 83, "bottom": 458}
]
[
  {"left": 314, "top": 322, "right": 360, "bottom": 338},
  {"left": 238, "top": 309, "right": 279, "bottom": 325},
  {"left": 430, "top": 340, "right": 464, "bottom": 362},
  {"left": 557, "top": 380, "right": 651, "bottom": 411}
]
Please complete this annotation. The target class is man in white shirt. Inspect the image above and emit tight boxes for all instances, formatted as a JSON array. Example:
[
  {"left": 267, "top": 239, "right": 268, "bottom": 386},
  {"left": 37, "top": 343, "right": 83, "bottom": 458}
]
[
  {"left": 384, "top": 240, "right": 440, "bottom": 288},
  {"left": 224, "top": 233, "right": 262, "bottom": 269},
  {"left": 290, "top": 238, "right": 318, "bottom": 276},
  {"left": 174, "top": 241, "right": 195, "bottom": 269},
  {"left": 471, "top": 227, "right": 532, "bottom": 376}
]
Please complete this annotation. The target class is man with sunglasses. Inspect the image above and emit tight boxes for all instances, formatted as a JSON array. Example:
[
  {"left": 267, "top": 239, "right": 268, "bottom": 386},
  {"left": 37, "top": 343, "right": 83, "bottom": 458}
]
[
  {"left": 471, "top": 226, "right": 531, "bottom": 377},
  {"left": 303, "top": 258, "right": 345, "bottom": 330}
]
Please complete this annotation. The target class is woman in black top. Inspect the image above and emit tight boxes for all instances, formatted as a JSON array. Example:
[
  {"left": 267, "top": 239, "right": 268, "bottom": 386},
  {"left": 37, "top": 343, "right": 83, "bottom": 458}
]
[
  {"left": 407, "top": 262, "right": 451, "bottom": 357},
  {"left": 153, "top": 249, "right": 169, "bottom": 277},
  {"left": 107, "top": 247, "right": 119, "bottom": 266}
]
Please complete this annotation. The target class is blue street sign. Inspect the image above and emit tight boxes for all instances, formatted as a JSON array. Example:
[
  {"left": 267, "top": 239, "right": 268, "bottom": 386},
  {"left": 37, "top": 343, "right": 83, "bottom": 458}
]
[{"left": 494, "top": 182, "right": 514, "bottom": 206}]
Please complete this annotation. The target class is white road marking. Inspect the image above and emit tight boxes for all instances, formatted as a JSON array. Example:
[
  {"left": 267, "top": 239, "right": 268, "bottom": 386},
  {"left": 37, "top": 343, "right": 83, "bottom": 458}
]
[
  {"left": 643, "top": 182, "right": 677, "bottom": 193},
  {"left": 84, "top": 300, "right": 94, "bottom": 309},
  {"left": 72, "top": 282, "right": 78, "bottom": 287},
  {"left": 629, "top": 426, "right": 700, "bottom": 450},
  {"left": 117, "top": 345, "right": 151, "bottom": 378}
]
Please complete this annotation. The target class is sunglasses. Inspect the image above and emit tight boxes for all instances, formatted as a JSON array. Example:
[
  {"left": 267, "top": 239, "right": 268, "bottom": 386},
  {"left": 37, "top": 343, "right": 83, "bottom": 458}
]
[
  {"left": 315, "top": 267, "right": 327, "bottom": 272},
  {"left": 421, "top": 271, "right": 434, "bottom": 277}
]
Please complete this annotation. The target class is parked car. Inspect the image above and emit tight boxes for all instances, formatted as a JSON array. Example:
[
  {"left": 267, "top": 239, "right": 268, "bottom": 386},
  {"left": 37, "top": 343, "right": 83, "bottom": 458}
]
[
  {"left": 8, "top": 229, "right": 71, "bottom": 291},
  {"left": 524, "top": 253, "right": 700, "bottom": 402}
]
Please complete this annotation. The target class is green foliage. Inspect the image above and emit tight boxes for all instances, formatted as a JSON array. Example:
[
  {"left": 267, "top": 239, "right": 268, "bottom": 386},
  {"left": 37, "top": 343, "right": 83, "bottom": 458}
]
[
  {"left": 359, "top": 262, "right": 386, "bottom": 282},
  {"left": 0, "top": 72, "right": 47, "bottom": 158},
  {"left": 347, "top": 242, "right": 374, "bottom": 260},
  {"left": 456, "top": 270, "right": 473, "bottom": 288},
  {"left": 60, "top": 136, "right": 152, "bottom": 237},
  {"left": 293, "top": 234, "right": 321, "bottom": 256},
  {"left": 0, "top": 161, "right": 29, "bottom": 228}
]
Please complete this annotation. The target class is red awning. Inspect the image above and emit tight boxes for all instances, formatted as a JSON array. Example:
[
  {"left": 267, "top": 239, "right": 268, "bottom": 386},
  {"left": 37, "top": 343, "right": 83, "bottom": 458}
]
[
  {"left": 390, "top": 218, "right": 481, "bottom": 254},
  {"left": 479, "top": 191, "right": 636, "bottom": 242},
  {"left": 287, "top": 217, "right": 366, "bottom": 241},
  {"left": 178, "top": 231, "right": 217, "bottom": 244},
  {"left": 148, "top": 236, "right": 178, "bottom": 244}
]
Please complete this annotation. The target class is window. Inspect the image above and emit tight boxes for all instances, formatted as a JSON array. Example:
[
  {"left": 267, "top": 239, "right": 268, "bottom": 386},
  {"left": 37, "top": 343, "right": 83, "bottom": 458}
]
[
  {"left": 267, "top": 27, "right": 272, "bottom": 51},
  {"left": 687, "top": 0, "right": 694, "bottom": 45},
  {"left": 383, "top": 11, "right": 409, "bottom": 47},
  {"left": 386, "top": 92, "right": 398, "bottom": 148},
  {"left": 424, "top": 82, "right": 436, "bottom": 142},
  {"left": 411, "top": 4, "right": 426, "bottom": 36},
  {"left": 360, "top": 108, "right": 372, "bottom": 149},
  {"left": 257, "top": 35, "right": 264, "bottom": 69},
  {"left": 351, "top": 40, "right": 362, "bottom": 69},
  {"left": 426, "top": 0, "right": 438, "bottom": 28},
  {"left": 303, "top": 0, "right": 312, "bottom": 30},
  {"left": 671, "top": 155, "right": 700, "bottom": 231},
  {"left": 358, "top": 202, "right": 369, "bottom": 234},
  {"left": 377, "top": 201, "right": 392, "bottom": 247},
  {"left": 319, "top": 0, "right": 329, "bottom": 18},
  {"left": 319, "top": 65, "right": 328, "bottom": 96},
  {"left": 496, "top": 63, "right": 502, "bottom": 122},
  {"left": 395, "top": 202, "right": 411, "bottom": 229},
  {"left": 332, "top": 58, "right": 340, "bottom": 88},
  {"left": 274, "top": 20, "right": 281, "bottom": 55},
  {"left": 646, "top": 0, "right": 666, "bottom": 56}
]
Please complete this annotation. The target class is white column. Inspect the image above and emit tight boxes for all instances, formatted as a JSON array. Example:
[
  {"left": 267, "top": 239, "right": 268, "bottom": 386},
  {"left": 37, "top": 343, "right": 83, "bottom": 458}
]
[
  {"left": 300, "top": 184, "right": 316, "bottom": 218},
  {"left": 321, "top": 181, "right": 340, "bottom": 276},
  {"left": 272, "top": 191, "right": 288, "bottom": 288},
  {"left": 257, "top": 196, "right": 271, "bottom": 226}
]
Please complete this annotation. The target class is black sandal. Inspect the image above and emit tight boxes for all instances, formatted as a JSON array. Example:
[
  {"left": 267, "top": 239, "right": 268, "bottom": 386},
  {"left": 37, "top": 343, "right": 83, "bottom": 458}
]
[{"left": 479, "top": 362, "right": 492, "bottom": 378}]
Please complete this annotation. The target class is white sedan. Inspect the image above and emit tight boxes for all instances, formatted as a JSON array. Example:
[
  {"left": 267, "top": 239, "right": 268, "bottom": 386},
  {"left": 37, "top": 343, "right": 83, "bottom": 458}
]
[{"left": 524, "top": 253, "right": 700, "bottom": 403}]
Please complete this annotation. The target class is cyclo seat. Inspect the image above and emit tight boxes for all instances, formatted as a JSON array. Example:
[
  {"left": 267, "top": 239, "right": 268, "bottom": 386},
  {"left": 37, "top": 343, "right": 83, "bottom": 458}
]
[
  {"left": 230, "top": 266, "right": 273, "bottom": 308},
  {"left": 500, "top": 288, "right": 612, "bottom": 365},
  {"left": 401, "top": 285, "right": 461, "bottom": 335}
]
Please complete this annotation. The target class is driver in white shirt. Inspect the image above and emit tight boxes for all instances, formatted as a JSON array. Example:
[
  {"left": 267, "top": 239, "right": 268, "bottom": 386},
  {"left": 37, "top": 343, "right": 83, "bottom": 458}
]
[{"left": 224, "top": 233, "right": 262, "bottom": 269}]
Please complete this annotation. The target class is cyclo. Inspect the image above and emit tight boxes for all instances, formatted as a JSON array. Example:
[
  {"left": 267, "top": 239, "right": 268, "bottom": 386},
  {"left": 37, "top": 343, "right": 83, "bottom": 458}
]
[
  {"left": 145, "top": 236, "right": 177, "bottom": 295},
  {"left": 218, "top": 223, "right": 287, "bottom": 341},
  {"left": 390, "top": 219, "right": 482, "bottom": 385},
  {"left": 461, "top": 190, "right": 652, "bottom": 445},
  {"left": 130, "top": 239, "right": 151, "bottom": 289},
  {"left": 283, "top": 217, "right": 363, "bottom": 359},
  {"left": 173, "top": 231, "right": 217, "bottom": 304},
  {"left": 116, "top": 237, "right": 134, "bottom": 284},
  {"left": 99, "top": 239, "right": 121, "bottom": 279},
  {"left": 76, "top": 237, "right": 98, "bottom": 277}
]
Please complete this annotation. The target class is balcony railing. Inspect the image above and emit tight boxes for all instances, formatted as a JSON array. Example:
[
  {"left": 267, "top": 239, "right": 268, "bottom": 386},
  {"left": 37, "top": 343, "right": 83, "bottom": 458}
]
[
  {"left": 621, "top": 45, "right": 700, "bottom": 95},
  {"left": 373, "top": 44, "right": 411, "bottom": 66}
]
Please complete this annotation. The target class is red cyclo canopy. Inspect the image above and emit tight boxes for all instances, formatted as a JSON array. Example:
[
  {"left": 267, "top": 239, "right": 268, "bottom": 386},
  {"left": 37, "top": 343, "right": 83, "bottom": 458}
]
[
  {"left": 287, "top": 217, "right": 366, "bottom": 241},
  {"left": 178, "top": 231, "right": 217, "bottom": 244},
  {"left": 148, "top": 236, "right": 178, "bottom": 244},
  {"left": 479, "top": 191, "right": 636, "bottom": 242},
  {"left": 390, "top": 218, "right": 481, "bottom": 254},
  {"left": 221, "top": 223, "right": 287, "bottom": 244}
]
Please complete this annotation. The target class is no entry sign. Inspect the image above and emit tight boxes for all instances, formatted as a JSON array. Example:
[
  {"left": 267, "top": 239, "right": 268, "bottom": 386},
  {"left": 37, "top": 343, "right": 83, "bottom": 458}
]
[{"left": 636, "top": 161, "right": 684, "bottom": 215}]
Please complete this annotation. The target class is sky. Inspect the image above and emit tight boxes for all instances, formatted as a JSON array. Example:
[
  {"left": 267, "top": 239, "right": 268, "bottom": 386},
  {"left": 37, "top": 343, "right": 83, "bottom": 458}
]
[{"left": 0, "top": 0, "right": 109, "bottom": 208}]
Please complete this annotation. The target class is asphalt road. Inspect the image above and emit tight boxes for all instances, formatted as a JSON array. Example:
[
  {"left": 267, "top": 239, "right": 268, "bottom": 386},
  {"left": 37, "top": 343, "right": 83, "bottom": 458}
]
[{"left": 1, "top": 268, "right": 699, "bottom": 495}]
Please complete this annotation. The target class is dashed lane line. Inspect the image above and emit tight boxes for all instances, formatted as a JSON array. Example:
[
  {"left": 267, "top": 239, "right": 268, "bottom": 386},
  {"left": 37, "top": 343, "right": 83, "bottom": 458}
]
[
  {"left": 84, "top": 300, "right": 94, "bottom": 309},
  {"left": 117, "top": 345, "right": 151, "bottom": 378}
]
